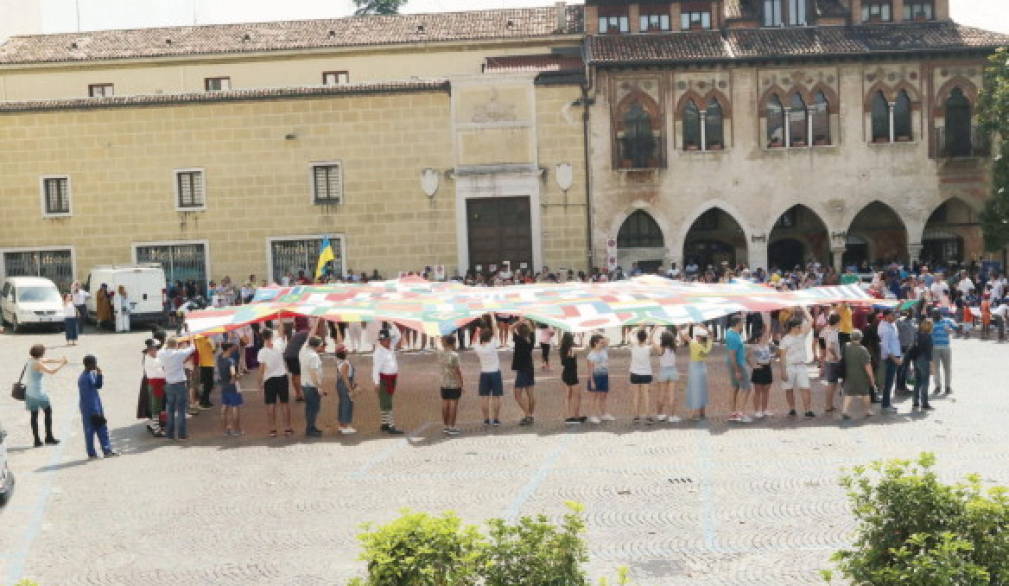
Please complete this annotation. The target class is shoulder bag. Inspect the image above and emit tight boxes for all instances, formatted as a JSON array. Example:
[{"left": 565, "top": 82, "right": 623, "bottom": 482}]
[{"left": 11, "top": 362, "right": 28, "bottom": 401}]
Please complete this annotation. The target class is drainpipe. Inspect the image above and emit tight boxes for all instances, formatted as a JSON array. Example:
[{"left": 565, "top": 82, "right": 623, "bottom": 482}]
[{"left": 579, "top": 42, "right": 596, "bottom": 273}]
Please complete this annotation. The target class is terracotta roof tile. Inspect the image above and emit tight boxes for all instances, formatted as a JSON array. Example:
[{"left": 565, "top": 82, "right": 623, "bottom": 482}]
[
  {"left": 0, "top": 5, "right": 584, "bottom": 65},
  {"left": 0, "top": 80, "right": 449, "bottom": 112},
  {"left": 484, "top": 53, "right": 583, "bottom": 73},
  {"left": 588, "top": 22, "right": 1009, "bottom": 65}
]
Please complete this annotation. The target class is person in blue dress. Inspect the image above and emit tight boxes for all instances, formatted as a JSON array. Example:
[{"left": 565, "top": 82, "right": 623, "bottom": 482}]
[
  {"left": 78, "top": 354, "right": 118, "bottom": 459},
  {"left": 25, "top": 344, "right": 68, "bottom": 448}
]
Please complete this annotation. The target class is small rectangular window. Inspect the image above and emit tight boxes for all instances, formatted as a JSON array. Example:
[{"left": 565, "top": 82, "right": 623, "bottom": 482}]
[
  {"left": 88, "top": 84, "right": 113, "bottom": 98},
  {"left": 322, "top": 71, "right": 350, "bottom": 86},
  {"left": 640, "top": 13, "right": 670, "bottom": 32},
  {"left": 312, "top": 163, "right": 343, "bottom": 204},
  {"left": 904, "top": 1, "right": 933, "bottom": 20},
  {"left": 598, "top": 15, "right": 630, "bottom": 33},
  {"left": 681, "top": 10, "right": 712, "bottom": 30},
  {"left": 204, "top": 77, "right": 231, "bottom": 91},
  {"left": 862, "top": 1, "right": 892, "bottom": 22},
  {"left": 175, "top": 170, "right": 205, "bottom": 210},
  {"left": 41, "top": 176, "right": 70, "bottom": 216}
]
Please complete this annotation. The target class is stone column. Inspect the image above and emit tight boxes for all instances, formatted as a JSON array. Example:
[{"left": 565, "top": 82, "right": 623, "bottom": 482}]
[
  {"left": 908, "top": 242, "right": 924, "bottom": 264},
  {"left": 749, "top": 238, "right": 768, "bottom": 272},
  {"left": 831, "top": 246, "right": 847, "bottom": 273}
]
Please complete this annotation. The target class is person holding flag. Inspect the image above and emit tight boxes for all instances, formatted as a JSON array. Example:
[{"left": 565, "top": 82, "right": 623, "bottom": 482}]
[{"left": 315, "top": 237, "right": 336, "bottom": 281}]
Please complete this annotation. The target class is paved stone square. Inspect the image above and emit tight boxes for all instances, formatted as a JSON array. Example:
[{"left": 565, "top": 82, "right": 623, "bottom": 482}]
[{"left": 0, "top": 327, "right": 1005, "bottom": 585}]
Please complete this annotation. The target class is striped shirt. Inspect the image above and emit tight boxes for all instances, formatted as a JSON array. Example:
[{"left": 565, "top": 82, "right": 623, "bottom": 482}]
[{"left": 932, "top": 319, "right": 956, "bottom": 348}]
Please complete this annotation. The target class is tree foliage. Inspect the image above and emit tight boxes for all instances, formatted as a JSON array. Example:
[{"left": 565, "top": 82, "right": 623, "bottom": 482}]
[
  {"left": 826, "top": 453, "right": 1009, "bottom": 585},
  {"left": 353, "top": 0, "right": 408, "bottom": 16},
  {"left": 978, "top": 47, "right": 1009, "bottom": 253}
]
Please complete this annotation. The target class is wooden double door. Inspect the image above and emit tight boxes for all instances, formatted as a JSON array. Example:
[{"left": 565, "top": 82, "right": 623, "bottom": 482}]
[{"left": 466, "top": 196, "right": 533, "bottom": 274}]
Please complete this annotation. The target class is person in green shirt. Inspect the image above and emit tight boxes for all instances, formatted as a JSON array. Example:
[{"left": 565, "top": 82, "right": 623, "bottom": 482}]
[{"left": 841, "top": 330, "right": 876, "bottom": 420}]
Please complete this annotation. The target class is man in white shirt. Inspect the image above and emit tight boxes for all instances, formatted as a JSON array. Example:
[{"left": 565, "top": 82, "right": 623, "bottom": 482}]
[
  {"left": 299, "top": 336, "right": 326, "bottom": 437},
  {"left": 257, "top": 328, "right": 292, "bottom": 437},
  {"left": 372, "top": 325, "right": 404, "bottom": 435},
  {"left": 876, "top": 309, "right": 902, "bottom": 413},
  {"left": 157, "top": 337, "right": 196, "bottom": 440},
  {"left": 956, "top": 273, "right": 975, "bottom": 297},
  {"left": 71, "top": 283, "right": 90, "bottom": 332},
  {"left": 778, "top": 306, "right": 814, "bottom": 418}
]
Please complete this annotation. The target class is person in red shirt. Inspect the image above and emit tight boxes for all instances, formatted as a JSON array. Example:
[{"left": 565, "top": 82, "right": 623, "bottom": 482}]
[{"left": 981, "top": 294, "right": 992, "bottom": 338}]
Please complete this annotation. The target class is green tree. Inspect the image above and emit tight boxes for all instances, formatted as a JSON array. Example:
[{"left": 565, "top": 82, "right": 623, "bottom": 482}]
[
  {"left": 353, "top": 0, "right": 408, "bottom": 16},
  {"left": 978, "top": 47, "right": 1009, "bottom": 253},
  {"left": 827, "top": 453, "right": 1009, "bottom": 585}
]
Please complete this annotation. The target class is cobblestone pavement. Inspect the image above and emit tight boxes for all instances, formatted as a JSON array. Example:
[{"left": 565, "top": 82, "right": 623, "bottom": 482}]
[{"left": 0, "top": 326, "right": 1005, "bottom": 585}]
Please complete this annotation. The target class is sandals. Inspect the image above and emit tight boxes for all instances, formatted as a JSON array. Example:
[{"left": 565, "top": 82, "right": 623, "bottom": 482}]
[
  {"left": 269, "top": 430, "right": 277, "bottom": 437},
  {"left": 284, "top": 429, "right": 294, "bottom": 436}
]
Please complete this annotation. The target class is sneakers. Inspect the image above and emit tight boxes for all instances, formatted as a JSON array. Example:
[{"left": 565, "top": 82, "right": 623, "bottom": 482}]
[
  {"left": 738, "top": 415, "right": 753, "bottom": 423},
  {"left": 632, "top": 416, "right": 642, "bottom": 424},
  {"left": 384, "top": 426, "right": 405, "bottom": 435},
  {"left": 728, "top": 412, "right": 742, "bottom": 422},
  {"left": 483, "top": 419, "right": 491, "bottom": 426},
  {"left": 600, "top": 413, "right": 616, "bottom": 422},
  {"left": 564, "top": 417, "right": 581, "bottom": 425},
  {"left": 491, "top": 419, "right": 502, "bottom": 426},
  {"left": 102, "top": 450, "right": 120, "bottom": 457},
  {"left": 666, "top": 415, "right": 682, "bottom": 423},
  {"left": 587, "top": 416, "right": 602, "bottom": 424},
  {"left": 754, "top": 411, "right": 765, "bottom": 419},
  {"left": 655, "top": 414, "right": 668, "bottom": 422},
  {"left": 841, "top": 414, "right": 852, "bottom": 421},
  {"left": 518, "top": 416, "right": 534, "bottom": 426},
  {"left": 788, "top": 409, "right": 798, "bottom": 417},
  {"left": 804, "top": 411, "right": 815, "bottom": 418},
  {"left": 44, "top": 437, "right": 60, "bottom": 445},
  {"left": 443, "top": 427, "right": 461, "bottom": 436},
  {"left": 340, "top": 427, "right": 357, "bottom": 435}
]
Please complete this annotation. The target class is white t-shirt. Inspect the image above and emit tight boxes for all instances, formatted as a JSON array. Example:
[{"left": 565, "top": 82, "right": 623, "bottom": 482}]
[
  {"left": 143, "top": 353, "right": 166, "bottom": 379},
  {"left": 72, "top": 290, "right": 89, "bottom": 306},
  {"left": 587, "top": 349, "right": 609, "bottom": 374},
  {"left": 64, "top": 302, "right": 78, "bottom": 318},
  {"left": 474, "top": 340, "right": 501, "bottom": 373},
  {"left": 658, "top": 347, "right": 676, "bottom": 368},
  {"left": 299, "top": 347, "right": 323, "bottom": 388},
  {"left": 537, "top": 327, "right": 554, "bottom": 345},
  {"left": 257, "top": 346, "right": 287, "bottom": 379},
  {"left": 779, "top": 334, "right": 807, "bottom": 366},
  {"left": 819, "top": 327, "right": 841, "bottom": 362},
  {"left": 629, "top": 343, "right": 653, "bottom": 375}
]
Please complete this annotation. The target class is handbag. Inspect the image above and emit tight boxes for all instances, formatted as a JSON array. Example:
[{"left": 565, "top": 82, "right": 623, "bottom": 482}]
[
  {"left": 90, "top": 413, "right": 108, "bottom": 428},
  {"left": 11, "top": 362, "right": 28, "bottom": 401}
]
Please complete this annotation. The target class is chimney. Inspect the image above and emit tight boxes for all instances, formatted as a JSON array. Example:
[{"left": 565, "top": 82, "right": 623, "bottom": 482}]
[{"left": 555, "top": 1, "right": 567, "bottom": 33}]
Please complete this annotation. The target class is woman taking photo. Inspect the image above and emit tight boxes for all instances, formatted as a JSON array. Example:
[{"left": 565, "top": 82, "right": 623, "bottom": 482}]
[{"left": 25, "top": 344, "right": 68, "bottom": 447}]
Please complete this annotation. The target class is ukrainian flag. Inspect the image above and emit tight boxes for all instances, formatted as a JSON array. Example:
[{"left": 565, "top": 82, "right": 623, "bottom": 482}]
[{"left": 315, "top": 238, "right": 336, "bottom": 279}]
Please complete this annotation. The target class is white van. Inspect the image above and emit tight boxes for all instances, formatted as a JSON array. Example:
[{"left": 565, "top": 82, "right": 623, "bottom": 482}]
[
  {"left": 85, "top": 264, "right": 167, "bottom": 326},
  {"left": 0, "top": 276, "right": 64, "bottom": 332}
]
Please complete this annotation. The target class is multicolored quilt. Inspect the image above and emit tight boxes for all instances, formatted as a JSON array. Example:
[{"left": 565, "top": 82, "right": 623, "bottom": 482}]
[{"left": 183, "top": 276, "right": 878, "bottom": 336}]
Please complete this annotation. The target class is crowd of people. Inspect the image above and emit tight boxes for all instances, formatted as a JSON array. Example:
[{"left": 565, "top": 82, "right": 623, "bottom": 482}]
[{"left": 17, "top": 256, "right": 1000, "bottom": 456}]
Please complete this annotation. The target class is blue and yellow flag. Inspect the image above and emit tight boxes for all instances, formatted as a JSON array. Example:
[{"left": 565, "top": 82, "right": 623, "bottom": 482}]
[{"left": 315, "top": 238, "right": 336, "bottom": 279}]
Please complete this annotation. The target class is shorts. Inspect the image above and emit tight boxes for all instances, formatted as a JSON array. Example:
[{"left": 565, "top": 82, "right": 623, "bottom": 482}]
[
  {"left": 751, "top": 365, "right": 772, "bottom": 385},
  {"left": 781, "top": 365, "right": 810, "bottom": 390},
  {"left": 588, "top": 372, "right": 609, "bottom": 393},
  {"left": 264, "top": 376, "right": 290, "bottom": 404},
  {"left": 284, "top": 357, "right": 301, "bottom": 376},
  {"left": 440, "top": 387, "right": 462, "bottom": 401},
  {"left": 824, "top": 361, "right": 842, "bottom": 384},
  {"left": 222, "top": 384, "right": 244, "bottom": 407},
  {"left": 514, "top": 368, "right": 535, "bottom": 388},
  {"left": 727, "top": 358, "right": 752, "bottom": 390},
  {"left": 656, "top": 366, "right": 679, "bottom": 383},
  {"left": 630, "top": 373, "right": 653, "bottom": 385},
  {"left": 479, "top": 371, "right": 504, "bottom": 397}
]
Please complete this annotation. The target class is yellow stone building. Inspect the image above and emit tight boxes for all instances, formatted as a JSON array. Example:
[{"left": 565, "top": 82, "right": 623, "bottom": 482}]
[{"left": 0, "top": 5, "right": 589, "bottom": 289}]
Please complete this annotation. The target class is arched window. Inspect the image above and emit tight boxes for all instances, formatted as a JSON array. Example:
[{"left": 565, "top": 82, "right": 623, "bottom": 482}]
[
  {"left": 705, "top": 98, "right": 724, "bottom": 150},
  {"left": 683, "top": 100, "right": 701, "bottom": 150},
  {"left": 893, "top": 90, "right": 912, "bottom": 141},
  {"left": 811, "top": 91, "right": 830, "bottom": 145},
  {"left": 766, "top": 95, "right": 785, "bottom": 148},
  {"left": 945, "top": 87, "right": 972, "bottom": 157},
  {"left": 619, "top": 102, "right": 657, "bottom": 168},
  {"left": 789, "top": 93, "right": 808, "bottom": 147},
  {"left": 618, "top": 210, "right": 664, "bottom": 248},
  {"left": 871, "top": 91, "right": 889, "bottom": 142}
]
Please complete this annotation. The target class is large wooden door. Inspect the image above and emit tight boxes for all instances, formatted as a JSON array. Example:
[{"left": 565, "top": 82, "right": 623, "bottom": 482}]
[{"left": 466, "top": 197, "right": 533, "bottom": 274}]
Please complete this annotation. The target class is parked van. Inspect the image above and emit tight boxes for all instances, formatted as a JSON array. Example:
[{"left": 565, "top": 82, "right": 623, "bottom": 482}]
[
  {"left": 0, "top": 276, "right": 64, "bottom": 332},
  {"left": 85, "top": 264, "right": 167, "bottom": 326}
]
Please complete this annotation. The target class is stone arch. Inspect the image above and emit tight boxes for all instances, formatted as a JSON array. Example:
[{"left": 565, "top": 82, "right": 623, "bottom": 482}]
[
  {"left": 863, "top": 81, "right": 894, "bottom": 112},
  {"left": 676, "top": 201, "right": 752, "bottom": 269},
  {"left": 920, "top": 196, "right": 983, "bottom": 266},
  {"left": 891, "top": 81, "right": 922, "bottom": 109},
  {"left": 614, "top": 88, "right": 663, "bottom": 127},
  {"left": 845, "top": 201, "right": 910, "bottom": 265},
  {"left": 757, "top": 85, "right": 789, "bottom": 117},
  {"left": 807, "top": 82, "right": 839, "bottom": 114},
  {"left": 609, "top": 203, "right": 674, "bottom": 272},
  {"left": 767, "top": 204, "right": 832, "bottom": 269},
  {"left": 674, "top": 88, "right": 732, "bottom": 120},
  {"left": 933, "top": 76, "right": 979, "bottom": 117},
  {"left": 613, "top": 88, "right": 664, "bottom": 168}
]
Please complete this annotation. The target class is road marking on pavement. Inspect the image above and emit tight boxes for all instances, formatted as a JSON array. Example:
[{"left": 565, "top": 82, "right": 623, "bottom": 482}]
[
  {"left": 502, "top": 434, "right": 575, "bottom": 521},
  {"left": 4, "top": 420, "right": 70, "bottom": 586},
  {"left": 351, "top": 421, "right": 433, "bottom": 480}
]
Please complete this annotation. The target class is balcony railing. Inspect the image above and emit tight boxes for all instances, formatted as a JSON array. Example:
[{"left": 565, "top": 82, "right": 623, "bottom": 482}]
[{"left": 936, "top": 126, "right": 991, "bottom": 159}]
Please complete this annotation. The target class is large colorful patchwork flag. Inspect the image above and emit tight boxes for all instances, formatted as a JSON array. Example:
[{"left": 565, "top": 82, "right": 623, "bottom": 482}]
[{"left": 183, "top": 276, "right": 880, "bottom": 336}]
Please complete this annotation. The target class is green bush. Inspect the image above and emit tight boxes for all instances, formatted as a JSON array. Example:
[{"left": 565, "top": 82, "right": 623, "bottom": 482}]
[
  {"left": 827, "top": 453, "right": 1009, "bottom": 585},
  {"left": 350, "top": 502, "right": 599, "bottom": 586}
]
